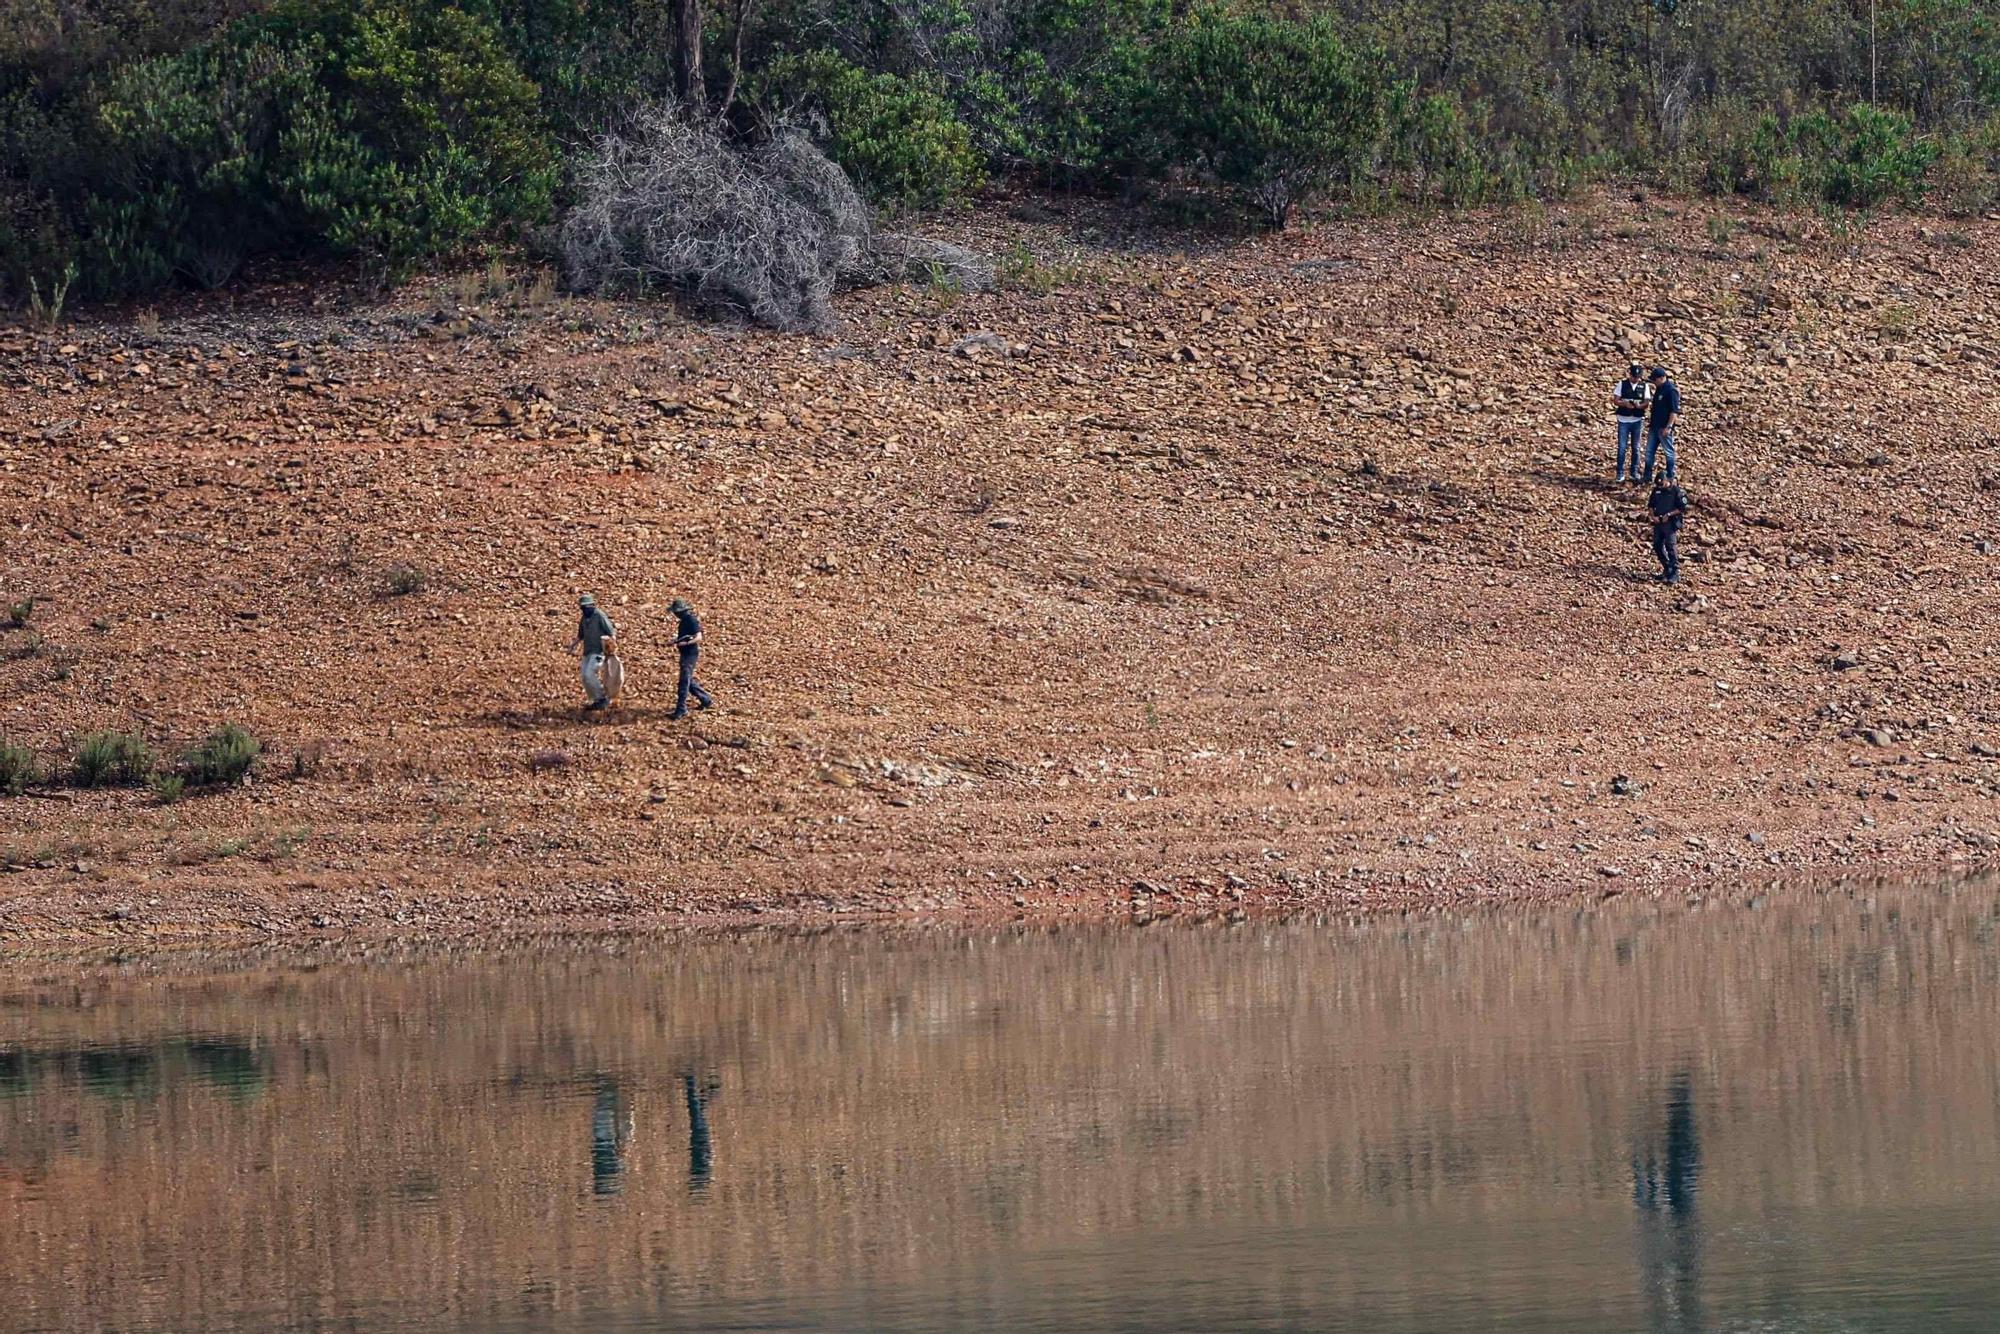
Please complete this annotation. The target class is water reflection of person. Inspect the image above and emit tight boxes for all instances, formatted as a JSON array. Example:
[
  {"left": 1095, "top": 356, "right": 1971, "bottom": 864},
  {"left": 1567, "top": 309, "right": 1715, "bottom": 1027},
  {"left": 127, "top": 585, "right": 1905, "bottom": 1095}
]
[
  {"left": 683, "top": 1072, "right": 719, "bottom": 1194},
  {"left": 1631, "top": 1072, "right": 1703, "bottom": 1331},
  {"left": 592, "top": 1078, "right": 632, "bottom": 1197}
]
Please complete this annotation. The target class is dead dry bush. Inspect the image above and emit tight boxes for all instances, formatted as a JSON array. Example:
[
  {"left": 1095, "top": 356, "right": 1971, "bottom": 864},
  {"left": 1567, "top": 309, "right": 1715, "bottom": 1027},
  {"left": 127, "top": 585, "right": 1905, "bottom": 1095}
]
[{"left": 560, "top": 108, "right": 989, "bottom": 332}]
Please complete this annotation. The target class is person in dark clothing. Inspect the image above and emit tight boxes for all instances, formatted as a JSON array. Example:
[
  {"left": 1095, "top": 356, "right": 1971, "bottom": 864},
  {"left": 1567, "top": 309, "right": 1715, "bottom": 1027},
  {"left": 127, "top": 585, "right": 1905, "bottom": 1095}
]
[
  {"left": 1648, "top": 475, "right": 1688, "bottom": 583},
  {"left": 1644, "top": 367, "right": 1681, "bottom": 482},
  {"left": 667, "top": 597, "right": 714, "bottom": 721},
  {"left": 568, "top": 594, "right": 617, "bottom": 713}
]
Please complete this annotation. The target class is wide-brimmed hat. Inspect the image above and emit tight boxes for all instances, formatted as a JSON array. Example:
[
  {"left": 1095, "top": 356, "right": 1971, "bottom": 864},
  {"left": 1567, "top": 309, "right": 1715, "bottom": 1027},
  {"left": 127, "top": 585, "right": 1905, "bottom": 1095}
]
[
  {"left": 578, "top": 594, "right": 596, "bottom": 608},
  {"left": 669, "top": 598, "right": 693, "bottom": 614}
]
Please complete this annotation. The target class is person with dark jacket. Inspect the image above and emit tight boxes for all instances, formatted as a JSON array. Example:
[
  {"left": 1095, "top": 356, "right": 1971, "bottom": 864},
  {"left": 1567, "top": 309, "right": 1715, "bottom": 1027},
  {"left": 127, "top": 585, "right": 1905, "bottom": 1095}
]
[
  {"left": 667, "top": 597, "right": 714, "bottom": 720},
  {"left": 568, "top": 594, "right": 617, "bottom": 713},
  {"left": 1648, "top": 476, "right": 1689, "bottom": 584},
  {"left": 1643, "top": 366, "right": 1681, "bottom": 483}
]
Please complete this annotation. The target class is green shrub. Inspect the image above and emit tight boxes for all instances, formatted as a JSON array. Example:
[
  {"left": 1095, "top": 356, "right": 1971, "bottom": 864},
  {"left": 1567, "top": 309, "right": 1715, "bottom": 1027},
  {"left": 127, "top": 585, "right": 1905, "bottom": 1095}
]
[
  {"left": 763, "top": 50, "right": 982, "bottom": 209},
  {"left": 152, "top": 773, "right": 187, "bottom": 805},
  {"left": 1789, "top": 105, "right": 1938, "bottom": 209},
  {"left": 254, "top": 0, "right": 559, "bottom": 267},
  {"left": 1933, "top": 118, "right": 2000, "bottom": 217},
  {"left": 4, "top": 0, "right": 556, "bottom": 303},
  {"left": 184, "top": 724, "right": 261, "bottom": 786},
  {"left": 1378, "top": 85, "right": 1500, "bottom": 208},
  {"left": 71, "top": 729, "right": 155, "bottom": 788},
  {"left": 1686, "top": 101, "right": 1939, "bottom": 210},
  {"left": 0, "top": 739, "right": 39, "bottom": 796},
  {"left": 1135, "top": 9, "right": 1385, "bottom": 227}
]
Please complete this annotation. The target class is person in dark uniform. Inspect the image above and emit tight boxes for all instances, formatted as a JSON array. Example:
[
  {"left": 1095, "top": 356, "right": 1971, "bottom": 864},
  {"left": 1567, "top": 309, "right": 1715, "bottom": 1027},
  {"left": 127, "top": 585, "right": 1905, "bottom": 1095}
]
[
  {"left": 667, "top": 597, "right": 714, "bottom": 720},
  {"left": 568, "top": 594, "right": 617, "bottom": 713},
  {"left": 1643, "top": 366, "right": 1680, "bottom": 483},
  {"left": 1647, "top": 476, "right": 1688, "bottom": 584}
]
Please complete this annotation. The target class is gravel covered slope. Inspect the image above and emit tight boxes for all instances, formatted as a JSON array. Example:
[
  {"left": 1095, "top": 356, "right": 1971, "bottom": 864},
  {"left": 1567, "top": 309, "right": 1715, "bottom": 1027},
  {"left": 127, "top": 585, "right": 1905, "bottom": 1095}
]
[{"left": 2, "top": 194, "right": 1997, "bottom": 945}]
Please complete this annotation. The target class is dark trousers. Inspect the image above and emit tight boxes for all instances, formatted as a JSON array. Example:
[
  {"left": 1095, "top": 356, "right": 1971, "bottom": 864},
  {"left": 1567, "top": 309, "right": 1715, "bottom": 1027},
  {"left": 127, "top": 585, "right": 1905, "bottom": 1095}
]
[
  {"left": 1652, "top": 523, "right": 1680, "bottom": 579},
  {"left": 675, "top": 647, "right": 713, "bottom": 714}
]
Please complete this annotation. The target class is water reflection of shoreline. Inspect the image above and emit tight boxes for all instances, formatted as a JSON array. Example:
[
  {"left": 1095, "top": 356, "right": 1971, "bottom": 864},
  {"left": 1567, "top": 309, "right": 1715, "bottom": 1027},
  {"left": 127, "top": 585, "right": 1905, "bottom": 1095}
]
[{"left": 0, "top": 889, "right": 1995, "bottom": 1331}]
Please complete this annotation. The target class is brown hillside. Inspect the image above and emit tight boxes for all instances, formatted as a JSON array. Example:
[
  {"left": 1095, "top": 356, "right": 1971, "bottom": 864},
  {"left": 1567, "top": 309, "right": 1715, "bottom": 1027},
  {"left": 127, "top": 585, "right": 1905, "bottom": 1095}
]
[{"left": 2, "top": 195, "right": 1997, "bottom": 945}]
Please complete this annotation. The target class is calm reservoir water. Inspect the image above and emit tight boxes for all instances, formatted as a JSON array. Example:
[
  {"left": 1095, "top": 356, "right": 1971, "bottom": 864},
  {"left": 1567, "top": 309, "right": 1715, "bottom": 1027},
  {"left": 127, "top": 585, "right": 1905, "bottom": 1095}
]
[{"left": 4, "top": 886, "right": 2000, "bottom": 1332}]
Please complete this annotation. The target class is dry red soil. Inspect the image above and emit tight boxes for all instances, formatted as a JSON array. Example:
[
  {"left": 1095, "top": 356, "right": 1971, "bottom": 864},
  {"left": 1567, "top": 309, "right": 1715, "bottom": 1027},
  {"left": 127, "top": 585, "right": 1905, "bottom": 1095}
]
[{"left": 3, "top": 194, "right": 1997, "bottom": 948}]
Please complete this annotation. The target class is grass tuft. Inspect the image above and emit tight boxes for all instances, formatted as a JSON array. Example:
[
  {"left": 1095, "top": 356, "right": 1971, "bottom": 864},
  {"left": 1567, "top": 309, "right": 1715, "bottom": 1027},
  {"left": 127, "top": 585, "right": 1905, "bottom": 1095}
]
[
  {"left": 71, "top": 730, "right": 154, "bottom": 788},
  {"left": 0, "top": 739, "right": 41, "bottom": 795},
  {"left": 184, "top": 724, "right": 261, "bottom": 786}
]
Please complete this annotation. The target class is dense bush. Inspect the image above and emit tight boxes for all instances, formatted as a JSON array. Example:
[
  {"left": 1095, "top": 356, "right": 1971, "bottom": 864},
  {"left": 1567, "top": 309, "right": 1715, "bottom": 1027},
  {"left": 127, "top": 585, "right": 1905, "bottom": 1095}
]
[
  {"left": 71, "top": 729, "right": 155, "bottom": 788},
  {"left": 1378, "top": 85, "right": 1509, "bottom": 209},
  {"left": 1687, "top": 101, "right": 1939, "bottom": 210},
  {"left": 1791, "top": 105, "right": 1940, "bottom": 208},
  {"left": 761, "top": 50, "right": 981, "bottom": 210},
  {"left": 1136, "top": 9, "right": 1384, "bottom": 226},
  {"left": 1933, "top": 118, "right": 2000, "bottom": 216},
  {"left": 1, "top": 0, "right": 555, "bottom": 303}
]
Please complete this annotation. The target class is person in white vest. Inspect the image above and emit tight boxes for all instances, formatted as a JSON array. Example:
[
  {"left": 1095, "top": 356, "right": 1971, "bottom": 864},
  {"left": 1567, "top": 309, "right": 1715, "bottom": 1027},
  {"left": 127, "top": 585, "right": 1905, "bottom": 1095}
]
[{"left": 1610, "top": 361, "right": 1652, "bottom": 484}]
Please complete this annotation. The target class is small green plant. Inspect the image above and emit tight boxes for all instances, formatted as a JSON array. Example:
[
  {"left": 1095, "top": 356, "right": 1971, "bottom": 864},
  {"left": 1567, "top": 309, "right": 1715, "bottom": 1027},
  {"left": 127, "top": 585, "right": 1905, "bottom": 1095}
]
[
  {"left": 265, "top": 826, "right": 310, "bottom": 859},
  {"left": 1706, "top": 214, "right": 1738, "bottom": 246},
  {"left": 1873, "top": 302, "right": 1916, "bottom": 338},
  {"left": 0, "top": 739, "right": 41, "bottom": 795},
  {"left": 383, "top": 562, "right": 427, "bottom": 596},
  {"left": 27, "top": 263, "right": 77, "bottom": 329},
  {"left": 71, "top": 730, "right": 155, "bottom": 788},
  {"left": 184, "top": 724, "right": 260, "bottom": 786},
  {"left": 152, "top": 773, "right": 186, "bottom": 805},
  {"left": 4, "top": 597, "right": 34, "bottom": 629},
  {"left": 291, "top": 740, "right": 326, "bottom": 779},
  {"left": 996, "top": 243, "right": 1086, "bottom": 295}
]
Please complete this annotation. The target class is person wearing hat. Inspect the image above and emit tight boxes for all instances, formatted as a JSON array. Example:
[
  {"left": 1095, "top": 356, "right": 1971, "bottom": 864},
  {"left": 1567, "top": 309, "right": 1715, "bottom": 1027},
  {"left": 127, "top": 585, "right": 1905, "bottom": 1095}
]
[
  {"left": 569, "top": 594, "right": 617, "bottom": 713},
  {"left": 1643, "top": 366, "right": 1680, "bottom": 483},
  {"left": 1610, "top": 362, "right": 1653, "bottom": 484},
  {"left": 1647, "top": 473, "right": 1689, "bottom": 584},
  {"left": 666, "top": 597, "right": 714, "bottom": 720}
]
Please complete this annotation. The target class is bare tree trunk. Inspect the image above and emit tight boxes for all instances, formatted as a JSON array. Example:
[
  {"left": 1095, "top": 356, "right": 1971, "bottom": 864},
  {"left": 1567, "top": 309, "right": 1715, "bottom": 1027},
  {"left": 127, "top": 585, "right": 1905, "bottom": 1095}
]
[
  {"left": 719, "top": 0, "right": 755, "bottom": 117},
  {"left": 673, "top": 0, "right": 705, "bottom": 113}
]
